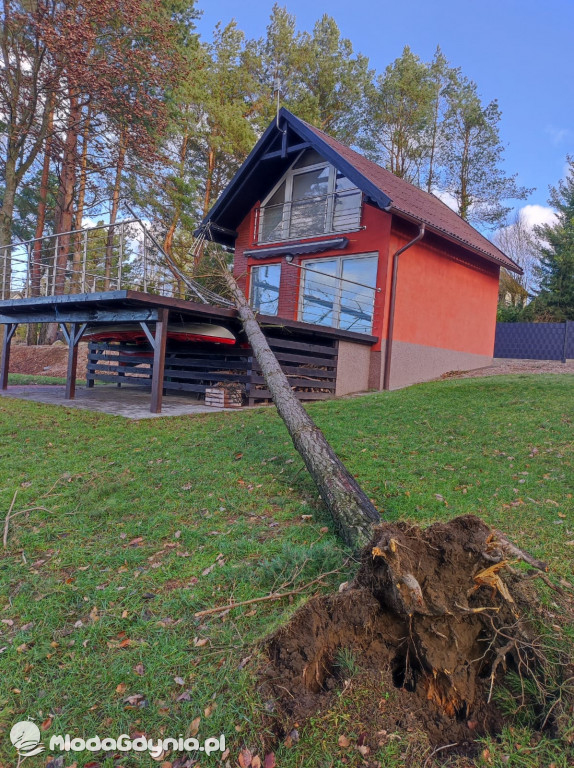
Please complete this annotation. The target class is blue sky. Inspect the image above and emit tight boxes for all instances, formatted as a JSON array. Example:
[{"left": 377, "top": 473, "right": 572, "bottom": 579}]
[{"left": 196, "top": 0, "right": 573, "bottom": 228}]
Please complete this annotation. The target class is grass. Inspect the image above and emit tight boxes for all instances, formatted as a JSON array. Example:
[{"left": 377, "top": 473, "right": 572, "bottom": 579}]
[
  {"left": 7, "top": 374, "right": 87, "bottom": 386},
  {"left": 0, "top": 373, "right": 572, "bottom": 767}
]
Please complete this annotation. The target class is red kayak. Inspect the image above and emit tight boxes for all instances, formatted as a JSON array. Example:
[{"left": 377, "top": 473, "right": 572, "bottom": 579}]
[{"left": 84, "top": 323, "right": 236, "bottom": 345}]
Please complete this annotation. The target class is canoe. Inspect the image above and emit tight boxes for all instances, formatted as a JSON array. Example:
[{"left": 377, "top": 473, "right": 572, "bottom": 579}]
[{"left": 84, "top": 323, "right": 236, "bottom": 345}]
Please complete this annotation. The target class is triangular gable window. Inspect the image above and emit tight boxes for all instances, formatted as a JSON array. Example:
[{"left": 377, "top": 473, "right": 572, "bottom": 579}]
[{"left": 258, "top": 149, "right": 362, "bottom": 244}]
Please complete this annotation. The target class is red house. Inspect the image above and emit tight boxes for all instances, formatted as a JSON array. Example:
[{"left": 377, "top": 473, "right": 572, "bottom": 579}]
[{"left": 201, "top": 108, "right": 522, "bottom": 393}]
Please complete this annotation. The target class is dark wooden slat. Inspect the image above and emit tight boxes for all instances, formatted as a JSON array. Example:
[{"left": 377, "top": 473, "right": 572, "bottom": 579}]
[
  {"left": 250, "top": 374, "right": 335, "bottom": 390},
  {"left": 252, "top": 363, "right": 336, "bottom": 380},
  {"left": 90, "top": 373, "right": 152, "bottom": 385},
  {"left": 268, "top": 350, "right": 337, "bottom": 367},
  {"left": 266, "top": 337, "right": 337, "bottom": 355},
  {"left": 164, "top": 369, "right": 252, "bottom": 383},
  {"left": 162, "top": 381, "right": 211, "bottom": 394}
]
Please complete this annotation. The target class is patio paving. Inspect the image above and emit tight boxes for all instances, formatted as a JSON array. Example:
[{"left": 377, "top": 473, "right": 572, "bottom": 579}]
[{"left": 0, "top": 384, "right": 230, "bottom": 419}]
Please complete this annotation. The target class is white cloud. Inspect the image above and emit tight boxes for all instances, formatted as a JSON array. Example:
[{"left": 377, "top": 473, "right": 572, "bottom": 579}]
[
  {"left": 519, "top": 204, "right": 557, "bottom": 228},
  {"left": 432, "top": 188, "right": 458, "bottom": 212},
  {"left": 546, "top": 125, "right": 571, "bottom": 146}
]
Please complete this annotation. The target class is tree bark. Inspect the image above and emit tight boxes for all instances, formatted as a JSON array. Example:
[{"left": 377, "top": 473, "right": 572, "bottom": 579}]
[
  {"left": 0, "top": 154, "right": 16, "bottom": 299},
  {"left": 222, "top": 269, "right": 380, "bottom": 549},
  {"left": 30, "top": 102, "right": 55, "bottom": 304},
  {"left": 71, "top": 104, "right": 91, "bottom": 291},
  {"left": 53, "top": 92, "right": 81, "bottom": 295},
  {"left": 104, "top": 130, "right": 126, "bottom": 290}
]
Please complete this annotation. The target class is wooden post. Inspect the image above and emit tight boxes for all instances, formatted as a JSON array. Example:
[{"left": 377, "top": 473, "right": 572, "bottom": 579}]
[
  {"left": 150, "top": 308, "right": 168, "bottom": 414},
  {"left": 66, "top": 323, "right": 79, "bottom": 399},
  {"left": 61, "top": 322, "right": 87, "bottom": 400},
  {"left": 0, "top": 324, "right": 17, "bottom": 390}
]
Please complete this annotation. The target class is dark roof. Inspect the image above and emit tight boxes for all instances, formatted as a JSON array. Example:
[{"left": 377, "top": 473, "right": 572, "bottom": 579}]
[{"left": 199, "top": 108, "right": 521, "bottom": 274}]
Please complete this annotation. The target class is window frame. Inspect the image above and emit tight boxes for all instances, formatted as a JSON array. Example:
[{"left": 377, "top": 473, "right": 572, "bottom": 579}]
[
  {"left": 258, "top": 150, "right": 360, "bottom": 243},
  {"left": 249, "top": 262, "right": 282, "bottom": 316},
  {"left": 297, "top": 252, "right": 379, "bottom": 333}
]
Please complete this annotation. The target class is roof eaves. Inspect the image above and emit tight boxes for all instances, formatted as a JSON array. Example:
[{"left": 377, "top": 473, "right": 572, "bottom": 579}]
[{"left": 390, "top": 205, "right": 523, "bottom": 275}]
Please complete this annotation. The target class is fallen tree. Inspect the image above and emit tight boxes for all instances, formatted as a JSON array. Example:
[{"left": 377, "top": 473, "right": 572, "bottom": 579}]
[
  {"left": 221, "top": 268, "right": 380, "bottom": 549},
  {"left": 216, "top": 266, "right": 573, "bottom": 755}
]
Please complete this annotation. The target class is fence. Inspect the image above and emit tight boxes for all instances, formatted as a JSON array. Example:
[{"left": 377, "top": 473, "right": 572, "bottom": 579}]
[
  {"left": 86, "top": 332, "right": 339, "bottom": 405},
  {"left": 494, "top": 321, "right": 574, "bottom": 361},
  {"left": 0, "top": 219, "right": 231, "bottom": 307}
]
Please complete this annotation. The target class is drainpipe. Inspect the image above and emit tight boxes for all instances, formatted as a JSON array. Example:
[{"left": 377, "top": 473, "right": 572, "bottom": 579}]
[{"left": 383, "top": 221, "right": 426, "bottom": 390}]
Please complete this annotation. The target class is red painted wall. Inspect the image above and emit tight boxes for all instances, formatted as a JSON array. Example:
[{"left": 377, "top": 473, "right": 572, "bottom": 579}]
[
  {"left": 388, "top": 222, "right": 500, "bottom": 356},
  {"left": 232, "top": 200, "right": 500, "bottom": 360},
  {"left": 233, "top": 201, "right": 392, "bottom": 335}
]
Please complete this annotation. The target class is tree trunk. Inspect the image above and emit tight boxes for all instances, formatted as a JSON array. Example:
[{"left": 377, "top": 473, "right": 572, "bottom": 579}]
[
  {"left": 222, "top": 269, "right": 380, "bottom": 549},
  {"left": 0, "top": 154, "right": 17, "bottom": 299},
  {"left": 104, "top": 130, "right": 126, "bottom": 290},
  {"left": 53, "top": 93, "right": 81, "bottom": 295},
  {"left": 29, "top": 103, "right": 55, "bottom": 307},
  {"left": 71, "top": 104, "right": 91, "bottom": 291}
]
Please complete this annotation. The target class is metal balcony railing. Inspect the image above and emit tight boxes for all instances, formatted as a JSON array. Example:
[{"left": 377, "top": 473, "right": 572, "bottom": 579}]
[
  {"left": 253, "top": 188, "right": 362, "bottom": 245},
  {"left": 0, "top": 218, "right": 232, "bottom": 306}
]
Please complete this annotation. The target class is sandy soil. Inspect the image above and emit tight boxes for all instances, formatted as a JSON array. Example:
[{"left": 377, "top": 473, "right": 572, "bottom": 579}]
[
  {"left": 10, "top": 343, "right": 90, "bottom": 378},
  {"left": 443, "top": 358, "right": 574, "bottom": 379}
]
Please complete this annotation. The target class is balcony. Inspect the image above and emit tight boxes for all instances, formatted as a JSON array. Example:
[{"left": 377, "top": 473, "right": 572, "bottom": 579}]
[{"left": 253, "top": 188, "right": 362, "bottom": 245}]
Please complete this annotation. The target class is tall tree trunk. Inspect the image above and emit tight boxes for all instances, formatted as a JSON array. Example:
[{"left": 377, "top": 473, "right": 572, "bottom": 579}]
[
  {"left": 71, "top": 104, "right": 91, "bottom": 291},
  {"left": 203, "top": 147, "right": 215, "bottom": 218},
  {"left": 0, "top": 154, "right": 17, "bottom": 299},
  {"left": 53, "top": 92, "right": 81, "bottom": 295},
  {"left": 27, "top": 106, "right": 55, "bottom": 345},
  {"left": 163, "top": 131, "right": 189, "bottom": 298},
  {"left": 30, "top": 103, "right": 55, "bottom": 300},
  {"left": 104, "top": 130, "right": 126, "bottom": 290},
  {"left": 222, "top": 268, "right": 380, "bottom": 549}
]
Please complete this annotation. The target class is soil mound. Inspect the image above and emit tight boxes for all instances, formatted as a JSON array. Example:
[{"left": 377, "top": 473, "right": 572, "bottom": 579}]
[{"left": 260, "top": 515, "right": 565, "bottom": 749}]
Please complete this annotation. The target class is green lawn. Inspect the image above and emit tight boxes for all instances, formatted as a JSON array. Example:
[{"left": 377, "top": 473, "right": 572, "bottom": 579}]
[
  {"left": 0, "top": 374, "right": 573, "bottom": 768},
  {"left": 7, "top": 374, "right": 87, "bottom": 386}
]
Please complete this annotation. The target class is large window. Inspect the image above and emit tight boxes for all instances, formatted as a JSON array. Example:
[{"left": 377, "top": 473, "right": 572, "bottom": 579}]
[
  {"left": 300, "top": 254, "right": 378, "bottom": 334},
  {"left": 258, "top": 150, "right": 362, "bottom": 243},
  {"left": 250, "top": 264, "right": 281, "bottom": 315}
]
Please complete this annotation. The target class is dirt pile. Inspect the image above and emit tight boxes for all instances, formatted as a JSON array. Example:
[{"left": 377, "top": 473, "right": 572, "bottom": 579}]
[
  {"left": 260, "top": 515, "right": 570, "bottom": 749},
  {"left": 10, "top": 343, "right": 89, "bottom": 377}
]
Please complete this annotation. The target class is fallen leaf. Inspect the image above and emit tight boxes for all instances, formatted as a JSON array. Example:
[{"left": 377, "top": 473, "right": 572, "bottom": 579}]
[
  {"left": 338, "top": 735, "right": 351, "bottom": 748},
  {"left": 263, "top": 754, "right": 276, "bottom": 768},
  {"left": 176, "top": 690, "right": 192, "bottom": 701},
  {"left": 204, "top": 701, "right": 217, "bottom": 717},
  {"left": 134, "top": 663, "right": 145, "bottom": 676},
  {"left": 193, "top": 637, "right": 208, "bottom": 648},
  {"left": 251, "top": 757, "right": 261, "bottom": 768},
  {"left": 116, "top": 683, "right": 127, "bottom": 694},
  {"left": 174, "top": 676, "right": 185, "bottom": 685},
  {"left": 238, "top": 748, "right": 252, "bottom": 767},
  {"left": 41, "top": 716, "right": 53, "bottom": 731},
  {"left": 188, "top": 717, "right": 201, "bottom": 737}
]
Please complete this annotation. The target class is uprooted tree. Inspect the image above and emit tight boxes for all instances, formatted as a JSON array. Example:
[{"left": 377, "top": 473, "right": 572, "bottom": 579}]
[{"left": 219, "top": 267, "right": 574, "bottom": 750}]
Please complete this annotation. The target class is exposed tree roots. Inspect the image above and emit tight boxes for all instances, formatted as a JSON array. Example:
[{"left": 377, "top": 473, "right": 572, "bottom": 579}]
[{"left": 259, "top": 515, "right": 574, "bottom": 751}]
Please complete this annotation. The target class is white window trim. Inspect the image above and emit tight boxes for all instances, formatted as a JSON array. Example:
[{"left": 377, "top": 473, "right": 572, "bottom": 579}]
[
  {"left": 258, "top": 151, "right": 358, "bottom": 243},
  {"left": 250, "top": 262, "right": 281, "bottom": 316},
  {"left": 297, "top": 252, "right": 379, "bottom": 332}
]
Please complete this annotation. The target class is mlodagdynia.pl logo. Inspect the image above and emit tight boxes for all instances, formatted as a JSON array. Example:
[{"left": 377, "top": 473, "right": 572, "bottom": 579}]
[
  {"left": 10, "top": 720, "right": 226, "bottom": 759},
  {"left": 10, "top": 721, "right": 45, "bottom": 758}
]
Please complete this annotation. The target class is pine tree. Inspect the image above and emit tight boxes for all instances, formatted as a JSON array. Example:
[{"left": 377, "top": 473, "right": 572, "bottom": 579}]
[{"left": 530, "top": 158, "right": 574, "bottom": 320}]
